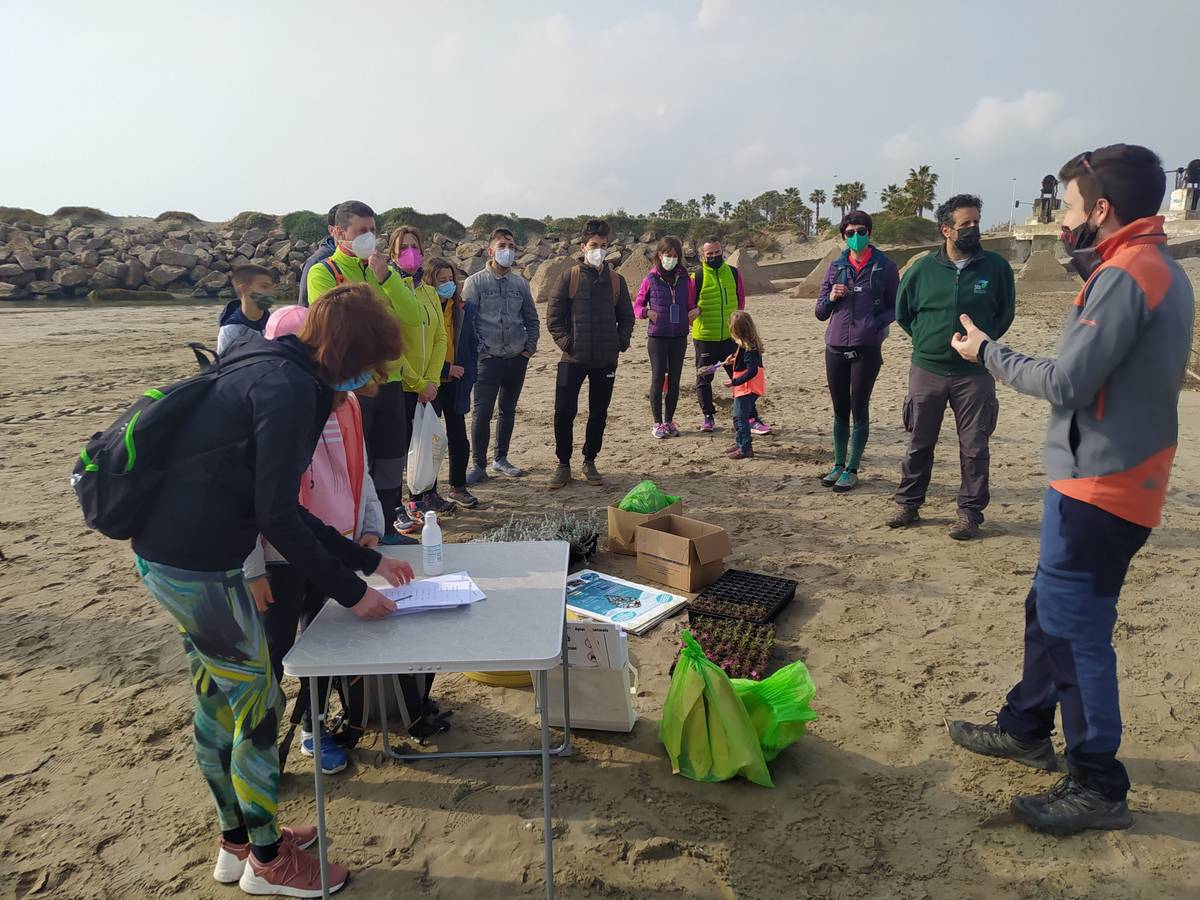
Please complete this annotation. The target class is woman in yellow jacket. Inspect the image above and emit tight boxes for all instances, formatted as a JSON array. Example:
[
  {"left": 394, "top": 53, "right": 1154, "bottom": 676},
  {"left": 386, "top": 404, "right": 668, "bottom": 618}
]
[{"left": 389, "top": 226, "right": 451, "bottom": 525}]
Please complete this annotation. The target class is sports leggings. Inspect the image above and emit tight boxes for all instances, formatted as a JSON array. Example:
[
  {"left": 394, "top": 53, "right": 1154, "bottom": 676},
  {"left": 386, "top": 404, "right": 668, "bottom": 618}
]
[
  {"left": 137, "top": 556, "right": 283, "bottom": 847},
  {"left": 647, "top": 335, "right": 687, "bottom": 424},
  {"left": 825, "top": 345, "right": 883, "bottom": 424}
]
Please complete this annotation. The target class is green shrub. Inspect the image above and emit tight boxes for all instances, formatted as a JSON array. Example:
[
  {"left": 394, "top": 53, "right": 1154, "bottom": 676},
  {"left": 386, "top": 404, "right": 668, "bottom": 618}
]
[
  {"left": 468, "top": 213, "right": 546, "bottom": 243},
  {"left": 154, "top": 210, "right": 201, "bottom": 223},
  {"left": 376, "top": 207, "right": 467, "bottom": 240},
  {"left": 281, "top": 210, "right": 328, "bottom": 244},
  {"left": 865, "top": 212, "right": 939, "bottom": 245},
  {"left": 229, "top": 211, "right": 279, "bottom": 232},
  {"left": 0, "top": 206, "right": 48, "bottom": 226},
  {"left": 53, "top": 206, "right": 114, "bottom": 223}
]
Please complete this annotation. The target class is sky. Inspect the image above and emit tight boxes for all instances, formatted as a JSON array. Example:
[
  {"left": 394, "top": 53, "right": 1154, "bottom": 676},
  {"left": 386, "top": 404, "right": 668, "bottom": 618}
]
[{"left": 5, "top": 0, "right": 1196, "bottom": 228}]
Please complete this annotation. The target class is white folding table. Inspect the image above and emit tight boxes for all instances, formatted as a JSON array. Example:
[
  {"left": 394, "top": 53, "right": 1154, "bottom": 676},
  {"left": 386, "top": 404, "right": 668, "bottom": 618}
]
[{"left": 282, "top": 540, "right": 573, "bottom": 899}]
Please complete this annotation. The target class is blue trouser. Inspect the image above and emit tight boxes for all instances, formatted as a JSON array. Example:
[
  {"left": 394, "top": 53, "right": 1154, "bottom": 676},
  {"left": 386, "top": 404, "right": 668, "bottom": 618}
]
[
  {"left": 997, "top": 489, "right": 1150, "bottom": 801},
  {"left": 732, "top": 394, "right": 756, "bottom": 452}
]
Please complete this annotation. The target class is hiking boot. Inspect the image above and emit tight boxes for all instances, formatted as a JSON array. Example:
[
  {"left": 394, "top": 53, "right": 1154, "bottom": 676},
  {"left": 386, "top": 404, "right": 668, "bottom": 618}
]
[
  {"left": 886, "top": 504, "right": 920, "bottom": 528},
  {"left": 665, "top": 421, "right": 680, "bottom": 437},
  {"left": 727, "top": 447, "right": 754, "bottom": 460},
  {"left": 491, "top": 458, "right": 526, "bottom": 478},
  {"left": 832, "top": 469, "right": 859, "bottom": 492},
  {"left": 946, "top": 718, "right": 1058, "bottom": 771},
  {"left": 213, "top": 826, "right": 318, "bottom": 884},
  {"left": 239, "top": 839, "right": 348, "bottom": 897},
  {"left": 749, "top": 418, "right": 772, "bottom": 435},
  {"left": 651, "top": 423, "right": 670, "bottom": 440},
  {"left": 447, "top": 486, "right": 478, "bottom": 509},
  {"left": 300, "top": 729, "right": 349, "bottom": 775},
  {"left": 581, "top": 460, "right": 604, "bottom": 485},
  {"left": 949, "top": 515, "right": 980, "bottom": 541},
  {"left": 465, "top": 464, "right": 488, "bottom": 487},
  {"left": 1010, "top": 775, "right": 1134, "bottom": 836},
  {"left": 548, "top": 464, "right": 572, "bottom": 490},
  {"left": 821, "top": 464, "right": 845, "bottom": 487},
  {"left": 698, "top": 416, "right": 715, "bottom": 432}
]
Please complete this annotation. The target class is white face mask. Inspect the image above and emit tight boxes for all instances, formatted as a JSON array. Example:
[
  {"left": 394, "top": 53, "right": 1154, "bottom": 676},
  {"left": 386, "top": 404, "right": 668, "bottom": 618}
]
[
  {"left": 493, "top": 247, "right": 516, "bottom": 268},
  {"left": 660, "top": 256, "right": 678, "bottom": 271},
  {"left": 349, "top": 231, "right": 376, "bottom": 260},
  {"left": 585, "top": 247, "right": 606, "bottom": 268}
]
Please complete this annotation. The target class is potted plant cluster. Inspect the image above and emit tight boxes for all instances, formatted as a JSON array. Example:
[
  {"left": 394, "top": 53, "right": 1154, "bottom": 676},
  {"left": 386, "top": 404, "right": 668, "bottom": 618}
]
[{"left": 687, "top": 615, "right": 775, "bottom": 681}]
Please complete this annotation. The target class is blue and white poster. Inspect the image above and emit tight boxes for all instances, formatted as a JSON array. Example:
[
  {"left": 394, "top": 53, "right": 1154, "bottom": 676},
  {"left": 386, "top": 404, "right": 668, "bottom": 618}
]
[{"left": 566, "top": 570, "right": 687, "bottom": 635}]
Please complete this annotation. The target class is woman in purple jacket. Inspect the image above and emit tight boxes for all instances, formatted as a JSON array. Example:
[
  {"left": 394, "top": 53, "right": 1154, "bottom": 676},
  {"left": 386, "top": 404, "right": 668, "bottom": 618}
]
[
  {"left": 815, "top": 212, "right": 899, "bottom": 491},
  {"left": 634, "top": 235, "right": 699, "bottom": 439}
]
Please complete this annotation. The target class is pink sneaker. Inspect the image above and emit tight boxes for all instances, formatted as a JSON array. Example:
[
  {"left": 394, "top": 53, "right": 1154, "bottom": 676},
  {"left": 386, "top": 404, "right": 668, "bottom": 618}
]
[
  {"left": 238, "top": 839, "right": 348, "bottom": 896},
  {"left": 665, "top": 421, "right": 680, "bottom": 437},
  {"left": 213, "top": 826, "right": 319, "bottom": 884},
  {"left": 698, "top": 416, "right": 715, "bottom": 433},
  {"left": 749, "top": 418, "right": 772, "bottom": 435},
  {"left": 651, "top": 423, "right": 670, "bottom": 439}
]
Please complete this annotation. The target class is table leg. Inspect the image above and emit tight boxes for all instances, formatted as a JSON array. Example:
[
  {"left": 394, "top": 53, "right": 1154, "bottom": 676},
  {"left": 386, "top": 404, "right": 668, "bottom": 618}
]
[
  {"left": 559, "top": 629, "right": 572, "bottom": 757},
  {"left": 309, "top": 676, "right": 330, "bottom": 900},
  {"left": 537, "top": 668, "right": 555, "bottom": 900}
]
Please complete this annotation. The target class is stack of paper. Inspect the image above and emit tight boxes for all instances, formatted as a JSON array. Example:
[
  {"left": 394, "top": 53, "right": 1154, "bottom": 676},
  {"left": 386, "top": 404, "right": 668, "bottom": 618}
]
[
  {"left": 565, "top": 569, "right": 687, "bottom": 635},
  {"left": 564, "top": 620, "right": 628, "bottom": 669},
  {"left": 381, "top": 571, "right": 486, "bottom": 616}
]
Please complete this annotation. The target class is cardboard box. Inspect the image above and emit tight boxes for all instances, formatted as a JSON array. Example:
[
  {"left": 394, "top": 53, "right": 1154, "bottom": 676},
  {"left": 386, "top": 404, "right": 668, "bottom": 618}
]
[
  {"left": 635, "top": 514, "right": 732, "bottom": 593},
  {"left": 606, "top": 499, "right": 682, "bottom": 556}
]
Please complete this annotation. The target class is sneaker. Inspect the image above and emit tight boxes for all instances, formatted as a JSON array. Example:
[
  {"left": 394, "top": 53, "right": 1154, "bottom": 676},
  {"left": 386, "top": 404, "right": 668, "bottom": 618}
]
[
  {"left": 832, "top": 469, "right": 859, "bottom": 493},
  {"left": 300, "top": 729, "right": 349, "bottom": 775},
  {"left": 1010, "top": 775, "right": 1134, "bottom": 836},
  {"left": 821, "top": 464, "right": 845, "bottom": 487},
  {"left": 238, "top": 839, "right": 348, "bottom": 897},
  {"left": 491, "top": 458, "right": 526, "bottom": 478},
  {"left": 727, "top": 447, "right": 754, "bottom": 460},
  {"left": 548, "top": 464, "right": 572, "bottom": 490},
  {"left": 465, "top": 465, "right": 489, "bottom": 487},
  {"left": 421, "top": 491, "right": 456, "bottom": 514},
  {"left": 379, "top": 532, "right": 414, "bottom": 546},
  {"left": 651, "top": 423, "right": 670, "bottom": 440},
  {"left": 665, "top": 421, "right": 680, "bottom": 437},
  {"left": 698, "top": 416, "right": 715, "bottom": 433},
  {"left": 581, "top": 460, "right": 604, "bottom": 486},
  {"left": 946, "top": 718, "right": 1058, "bottom": 771},
  {"left": 949, "top": 515, "right": 980, "bottom": 541},
  {"left": 886, "top": 504, "right": 920, "bottom": 528},
  {"left": 749, "top": 418, "right": 772, "bottom": 435},
  {"left": 447, "top": 486, "right": 478, "bottom": 509},
  {"left": 397, "top": 507, "right": 422, "bottom": 535},
  {"left": 213, "top": 826, "right": 319, "bottom": 884}
]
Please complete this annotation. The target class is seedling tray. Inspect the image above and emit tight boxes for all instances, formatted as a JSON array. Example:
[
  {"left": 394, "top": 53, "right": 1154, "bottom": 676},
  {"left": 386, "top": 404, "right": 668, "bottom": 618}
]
[
  {"left": 686, "top": 615, "right": 775, "bottom": 680},
  {"left": 687, "top": 569, "right": 796, "bottom": 624}
]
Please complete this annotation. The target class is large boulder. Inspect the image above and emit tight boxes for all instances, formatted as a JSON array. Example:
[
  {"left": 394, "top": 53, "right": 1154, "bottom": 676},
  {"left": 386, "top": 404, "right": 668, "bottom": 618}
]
[
  {"left": 0, "top": 263, "right": 24, "bottom": 278},
  {"left": 96, "top": 259, "right": 129, "bottom": 280},
  {"left": 241, "top": 228, "right": 267, "bottom": 246},
  {"left": 30, "top": 280, "right": 64, "bottom": 297},
  {"left": 147, "top": 264, "right": 188, "bottom": 286},
  {"left": 0, "top": 282, "right": 26, "bottom": 299},
  {"left": 88, "top": 272, "right": 122, "bottom": 290},
  {"left": 198, "top": 270, "right": 230, "bottom": 293},
  {"left": 530, "top": 255, "right": 576, "bottom": 303},
  {"left": 156, "top": 248, "right": 200, "bottom": 269},
  {"left": 124, "top": 258, "right": 146, "bottom": 289},
  {"left": 53, "top": 265, "right": 91, "bottom": 288},
  {"left": 792, "top": 247, "right": 841, "bottom": 298},
  {"left": 79, "top": 249, "right": 100, "bottom": 267},
  {"left": 727, "top": 248, "right": 779, "bottom": 294}
]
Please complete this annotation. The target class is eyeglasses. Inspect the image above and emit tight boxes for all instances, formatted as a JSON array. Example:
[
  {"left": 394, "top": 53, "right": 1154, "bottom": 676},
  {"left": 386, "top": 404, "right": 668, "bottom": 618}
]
[{"left": 843, "top": 227, "right": 868, "bottom": 237}]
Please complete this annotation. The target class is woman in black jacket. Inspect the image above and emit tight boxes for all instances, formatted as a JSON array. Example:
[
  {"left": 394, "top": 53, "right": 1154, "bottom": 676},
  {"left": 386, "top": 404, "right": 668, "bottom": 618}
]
[{"left": 133, "top": 283, "right": 413, "bottom": 895}]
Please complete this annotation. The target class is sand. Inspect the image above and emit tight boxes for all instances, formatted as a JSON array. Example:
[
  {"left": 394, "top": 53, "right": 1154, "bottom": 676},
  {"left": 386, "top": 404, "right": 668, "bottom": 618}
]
[{"left": 1, "top": 289, "right": 1198, "bottom": 900}]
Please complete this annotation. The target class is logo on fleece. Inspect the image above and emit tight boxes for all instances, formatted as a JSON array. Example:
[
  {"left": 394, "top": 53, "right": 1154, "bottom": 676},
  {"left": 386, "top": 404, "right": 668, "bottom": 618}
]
[{"left": 974, "top": 279, "right": 989, "bottom": 294}]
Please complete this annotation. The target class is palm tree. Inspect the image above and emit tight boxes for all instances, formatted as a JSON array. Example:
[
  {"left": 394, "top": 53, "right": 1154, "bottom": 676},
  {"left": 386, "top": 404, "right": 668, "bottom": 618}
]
[
  {"left": 880, "top": 183, "right": 902, "bottom": 210},
  {"left": 685, "top": 198, "right": 702, "bottom": 219},
  {"left": 701, "top": 193, "right": 716, "bottom": 216},
  {"left": 808, "top": 189, "right": 826, "bottom": 230},
  {"left": 832, "top": 184, "right": 849, "bottom": 219},
  {"left": 904, "top": 165, "right": 939, "bottom": 218},
  {"left": 844, "top": 181, "right": 868, "bottom": 211},
  {"left": 719, "top": 201, "right": 733, "bottom": 220},
  {"left": 784, "top": 187, "right": 801, "bottom": 205}
]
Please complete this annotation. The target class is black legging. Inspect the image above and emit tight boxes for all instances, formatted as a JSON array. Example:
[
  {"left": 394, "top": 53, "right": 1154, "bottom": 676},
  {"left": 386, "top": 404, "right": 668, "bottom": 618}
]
[
  {"left": 647, "top": 335, "right": 687, "bottom": 424},
  {"left": 825, "top": 345, "right": 883, "bottom": 423}
]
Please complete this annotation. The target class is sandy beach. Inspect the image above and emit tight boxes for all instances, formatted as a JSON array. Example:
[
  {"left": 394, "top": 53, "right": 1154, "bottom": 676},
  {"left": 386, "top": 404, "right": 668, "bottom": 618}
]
[{"left": 1, "top": 287, "right": 1197, "bottom": 900}]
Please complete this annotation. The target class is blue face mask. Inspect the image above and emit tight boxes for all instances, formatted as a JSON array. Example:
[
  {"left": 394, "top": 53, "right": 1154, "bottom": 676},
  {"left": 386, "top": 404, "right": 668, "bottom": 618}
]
[
  {"left": 331, "top": 370, "right": 372, "bottom": 391},
  {"left": 436, "top": 281, "right": 457, "bottom": 299}
]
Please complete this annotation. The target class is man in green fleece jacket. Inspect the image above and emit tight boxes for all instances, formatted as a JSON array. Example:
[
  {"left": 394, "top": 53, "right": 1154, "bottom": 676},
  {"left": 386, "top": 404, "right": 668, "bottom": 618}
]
[{"left": 888, "top": 194, "right": 1015, "bottom": 540}]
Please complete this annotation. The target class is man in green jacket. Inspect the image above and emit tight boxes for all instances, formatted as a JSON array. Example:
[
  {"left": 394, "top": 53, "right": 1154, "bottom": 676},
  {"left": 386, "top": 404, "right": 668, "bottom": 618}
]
[{"left": 887, "top": 194, "right": 1016, "bottom": 540}]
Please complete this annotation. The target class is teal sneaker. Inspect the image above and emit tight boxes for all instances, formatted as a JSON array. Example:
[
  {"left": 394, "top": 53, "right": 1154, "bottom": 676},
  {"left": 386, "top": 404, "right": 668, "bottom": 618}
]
[
  {"left": 832, "top": 469, "right": 859, "bottom": 493},
  {"left": 821, "top": 464, "right": 844, "bottom": 487}
]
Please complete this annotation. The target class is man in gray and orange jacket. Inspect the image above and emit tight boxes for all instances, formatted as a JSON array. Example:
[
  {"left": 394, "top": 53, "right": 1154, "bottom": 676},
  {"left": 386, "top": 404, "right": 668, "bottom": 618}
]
[{"left": 945, "top": 144, "right": 1193, "bottom": 836}]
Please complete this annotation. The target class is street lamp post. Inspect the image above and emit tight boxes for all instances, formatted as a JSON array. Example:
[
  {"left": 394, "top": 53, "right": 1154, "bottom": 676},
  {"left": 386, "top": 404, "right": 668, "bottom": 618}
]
[
  {"left": 950, "top": 156, "right": 961, "bottom": 196},
  {"left": 1008, "top": 177, "right": 1018, "bottom": 231}
]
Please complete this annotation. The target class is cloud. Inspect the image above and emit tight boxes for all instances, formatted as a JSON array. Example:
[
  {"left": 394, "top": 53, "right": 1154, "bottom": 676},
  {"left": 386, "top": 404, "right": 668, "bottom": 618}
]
[
  {"left": 950, "top": 89, "right": 1092, "bottom": 159},
  {"left": 880, "top": 128, "right": 926, "bottom": 164},
  {"left": 695, "top": 0, "right": 734, "bottom": 29}
]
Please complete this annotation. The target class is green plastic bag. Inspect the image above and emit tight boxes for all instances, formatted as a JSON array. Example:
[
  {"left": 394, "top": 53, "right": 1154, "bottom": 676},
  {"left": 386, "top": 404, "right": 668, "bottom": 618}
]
[
  {"left": 617, "top": 479, "right": 680, "bottom": 514},
  {"left": 659, "top": 631, "right": 773, "bottom": 787},
  {"left": 731, "top": 660, "right": 819, "bottom": 762}
]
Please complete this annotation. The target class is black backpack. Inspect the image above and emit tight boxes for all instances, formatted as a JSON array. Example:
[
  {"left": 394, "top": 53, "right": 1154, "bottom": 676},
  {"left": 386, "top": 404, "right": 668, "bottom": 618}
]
[{"left": 71, "top": 341, "right": 281, "bottom": 540}]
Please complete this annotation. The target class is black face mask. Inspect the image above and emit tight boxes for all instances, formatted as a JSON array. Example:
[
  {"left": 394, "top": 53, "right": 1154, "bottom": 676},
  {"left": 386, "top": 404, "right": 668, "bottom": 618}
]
[
  {"left": 952, "top": 225, "right": 981, "bottom": 254},
  {"left": 705, "top": 255, "right": 723, "bottom": 268},
  {"left": 1060, "top": 220, "right": 1102, "bottom": 281}
]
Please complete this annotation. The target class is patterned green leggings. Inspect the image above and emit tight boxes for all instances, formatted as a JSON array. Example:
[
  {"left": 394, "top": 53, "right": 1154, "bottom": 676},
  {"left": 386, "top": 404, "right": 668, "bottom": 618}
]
[{"left": 137, "top": 557, "right": 283, "bottom": 846}]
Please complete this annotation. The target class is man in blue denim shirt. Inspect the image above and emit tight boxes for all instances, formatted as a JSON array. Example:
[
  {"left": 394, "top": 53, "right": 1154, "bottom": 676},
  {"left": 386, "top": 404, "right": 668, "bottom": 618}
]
[{"left": 461, "top": 227, "right": 539, "bottom": 484}]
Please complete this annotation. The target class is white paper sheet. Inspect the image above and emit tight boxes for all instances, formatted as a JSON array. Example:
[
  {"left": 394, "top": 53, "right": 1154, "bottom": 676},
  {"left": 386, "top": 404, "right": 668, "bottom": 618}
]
[{"left": 381, "top": 572, "right": 486, "bottom": 615}]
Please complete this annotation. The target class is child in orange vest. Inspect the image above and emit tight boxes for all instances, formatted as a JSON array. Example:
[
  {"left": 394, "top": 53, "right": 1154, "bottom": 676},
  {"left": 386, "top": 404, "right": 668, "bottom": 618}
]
[{"left": 723, "top": 310, "right": 766, "bottom": 460}]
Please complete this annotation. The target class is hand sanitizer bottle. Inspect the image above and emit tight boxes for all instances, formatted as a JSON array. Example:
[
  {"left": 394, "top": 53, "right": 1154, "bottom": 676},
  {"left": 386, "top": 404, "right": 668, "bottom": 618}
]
[{"left": 421, "top": 511, "right": 443, "bottom": 576}]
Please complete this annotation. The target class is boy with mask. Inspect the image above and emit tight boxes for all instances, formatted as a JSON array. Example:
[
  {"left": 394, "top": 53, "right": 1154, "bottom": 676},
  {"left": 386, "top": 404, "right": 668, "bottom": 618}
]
[
  {"left": 217, "top": 265, "right": 276, "bottom": 354},
  {"left": 462, "top": 227, "right": 540, "bottom": 485},
  {"left": 946, "top": 144, "right": 1193, "bottom": 835},
  {"left": 308, "top": 200, "right": 423, "bottom": 544},
  {"left": 888, "top": 194, "right": 1015, "bottom": 540},
  {"left": 546, "top": 219, "right": 635, "bottom": 488}
]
